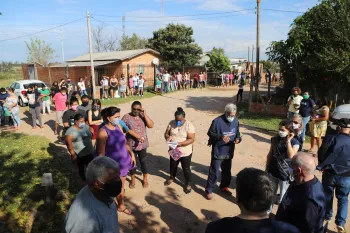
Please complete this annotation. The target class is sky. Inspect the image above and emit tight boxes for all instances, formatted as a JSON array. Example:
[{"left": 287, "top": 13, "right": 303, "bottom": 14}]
[{"left": 0, "top": 0, "right": 319, "bottom": 63}]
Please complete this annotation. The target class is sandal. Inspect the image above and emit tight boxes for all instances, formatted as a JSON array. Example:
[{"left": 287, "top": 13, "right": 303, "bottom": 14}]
[
  {"left": 164, "top": 179, "right": 174, "bottom": 186},
  {"left": 129, "top": 183, "right": 135, "bottom": 189},
  {"left": 142, "top": 180, "right": 149, "bottom": 188},
  {"left": 118, "top": 207, "right": 132, "bottom": 215},
  {"left": 184, "top": 185, "right": 192, "bottom": 194}
]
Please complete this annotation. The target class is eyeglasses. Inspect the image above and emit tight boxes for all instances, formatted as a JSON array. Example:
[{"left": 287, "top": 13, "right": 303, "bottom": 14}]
[{"left": 132, "top": 108, "right": 142, "bottom": 112}]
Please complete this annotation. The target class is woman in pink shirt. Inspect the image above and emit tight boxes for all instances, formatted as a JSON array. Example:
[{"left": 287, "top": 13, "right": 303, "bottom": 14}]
[{"left": 229, "top": 73, "right": 234, "bottom": 86}]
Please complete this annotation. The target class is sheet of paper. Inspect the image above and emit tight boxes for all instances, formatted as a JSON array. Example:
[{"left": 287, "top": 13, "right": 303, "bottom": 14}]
[{"left": 167, "top": 141, "right": 178, "bottom": 150}]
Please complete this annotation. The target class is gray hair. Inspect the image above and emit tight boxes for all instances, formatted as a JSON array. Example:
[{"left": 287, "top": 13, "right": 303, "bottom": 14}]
[
  {"left": 225, "top": 103, "right": 237, "bottom": 113},
  {"left": 293, "top": 152, "right": 315, "bottom": 175},
  {"left": 86, "top": 156, "right": 120, "bottom": 185}
]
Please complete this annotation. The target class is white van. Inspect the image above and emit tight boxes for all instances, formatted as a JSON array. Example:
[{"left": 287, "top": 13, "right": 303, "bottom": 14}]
[{"left": 9, "top": 80, "right": 48, "bottom": 107}]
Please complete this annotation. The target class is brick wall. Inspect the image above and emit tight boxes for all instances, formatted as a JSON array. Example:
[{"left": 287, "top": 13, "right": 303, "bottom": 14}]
[
  {"left": 22, "top": 65, "right": 29, "bottom": 79},
  {"left": 37, "top": 66, "right": 50, "bottom": 84}
]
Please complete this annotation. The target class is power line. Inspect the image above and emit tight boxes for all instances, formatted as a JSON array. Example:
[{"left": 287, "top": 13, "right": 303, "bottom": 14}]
[
  {"left": 92, "top": 8, "right": 255, "bottom": 18},
  {"left": 90, "top": 16, "right": 124, "bottom": 38},
  {"left": 261, "top": 8, "right": 305, "bottom": 14},
  {"left": 0, "top": 17, "right": 85, "bottom": 42}
]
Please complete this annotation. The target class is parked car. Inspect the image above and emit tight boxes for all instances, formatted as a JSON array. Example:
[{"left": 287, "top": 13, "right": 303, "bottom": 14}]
[
  {"left": 9, "top": 80, "right": 47, "bottom": 107},
  {"left": 329, "top": 104, "right": 350, "bottom": 131}
]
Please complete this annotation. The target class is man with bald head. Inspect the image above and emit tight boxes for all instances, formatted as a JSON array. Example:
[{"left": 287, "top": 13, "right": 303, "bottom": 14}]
[{"left": 275, "top": 152, "right": 326, "bottom": 233}]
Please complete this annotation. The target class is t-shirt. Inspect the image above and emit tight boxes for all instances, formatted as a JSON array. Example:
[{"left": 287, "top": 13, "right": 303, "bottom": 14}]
[
  {"left": 162, "top": 74, "right": 170, "bottom": 82},
  {"left": 65, "top": 125, "right": 94, "bottom": 157},
  {"left": 138, "top": 78, "right": 145, "bottom": 88},
  {"left": 0, "top": 92, "right": 9, "bottom": 106},
  {"left": 27, "top": 91, "right": 41, "bottom": 108},
  {"left": 299, "top": 98, "right": 316, "bottom": 117},
  {"left": 63, "top": 186, "right": 119, "bottom": 233},
  {"left": 5, "top": 96, "right": 18, "bottom": 114},
  {"left": 101, "top": 78, "right": 109, "bottom": 87},
  {"left": 176, "top": 74, "right": 182, "bottom": 82},
  {"left": 132, "top": 76, "right": 139, "bottom": 87},
  {"left": 167, "top": 120, "right": 195, "bottom": 157},
  {"left": 288, "top": 95, "right": 303, "bottom": 113},
  {"left": 122, "top": 113, "right": 148, "bottom": 151},
  {"left": 62, "top": 109, "right": 87, "bottom": 127},
  {"left": 50, "top": 86, "right": 59, "bottom": 96},
  {"left": 67, "top": 83, "right": 76, "bottom": 94},
  {"left": 78, "top": 81, "right": 86, "bottom": 91},
  {"left": 78, "top": 104, "right": 91, "bottom": 113},
  {"left": 155, "top": 77, "right": 162, "bottom": 85},
  {"left": 206, "top": 217, "right": 300, "bottom": 233},
  {"left": 53, "top": 92, "right": 68, "bottom": 111},
  {"left": 40, "top": 89, "right": 50, "bottom": 101}
]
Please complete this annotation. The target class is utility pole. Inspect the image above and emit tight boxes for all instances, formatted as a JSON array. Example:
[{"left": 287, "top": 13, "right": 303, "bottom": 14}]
[
  {"left": 248, "top": 44, "right": 255, "bottom": 110},
  {"left": 122, "top": 16, "right": 125, "bottom": 37},
  {"left": 87, "top": 11, "right": 96, "bottom": 98},
  {"left": 247, "top": 46, "right": 250, "bottom": 71},
  {"left": 60, "top": 25, "right": 65, "bottom": 62},
  {"left": 256, "top": 0, "right": 261, "bottom": 91}
]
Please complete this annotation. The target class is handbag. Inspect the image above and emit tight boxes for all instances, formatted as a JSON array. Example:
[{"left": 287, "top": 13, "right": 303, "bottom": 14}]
[{"left": 168, "top": 148, "right": 183, "bottom": 161}]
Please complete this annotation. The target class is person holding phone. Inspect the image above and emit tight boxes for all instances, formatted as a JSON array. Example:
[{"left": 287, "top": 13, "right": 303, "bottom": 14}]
[
  {"left": 205, "top": 103, "right": 242, "bottom": 200},
  {"left": 266, "top": 120, "right": 300, "bottom": 204},
  {"left": 122, "top": 101, "right": 154, "bottom": 189}
]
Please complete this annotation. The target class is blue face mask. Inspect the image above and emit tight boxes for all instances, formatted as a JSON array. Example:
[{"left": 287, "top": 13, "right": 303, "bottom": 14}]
[
  {"left": 78, "top": 122, "right": 85, "bottom": 129},
  {"left": 112, "top": 118, "right": 120, "bottom": 126},
  {"left": 177, "top": 120, "right": 182, "bottom": 127}
]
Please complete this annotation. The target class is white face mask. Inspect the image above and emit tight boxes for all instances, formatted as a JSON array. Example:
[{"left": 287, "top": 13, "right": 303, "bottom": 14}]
[
  {"left": 226, "top": 116, "right": 235, "bottom": 122},
  {"left": 293, "top": 123, "right": 299, "bottom": 130},
  {"left": 278, "top": 130, "right": 288, "bottom": 138}
]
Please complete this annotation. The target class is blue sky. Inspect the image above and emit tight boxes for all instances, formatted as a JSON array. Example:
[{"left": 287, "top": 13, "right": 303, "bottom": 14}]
[{"left": 0, "top": 0, "right": 318, "bottom": 63}]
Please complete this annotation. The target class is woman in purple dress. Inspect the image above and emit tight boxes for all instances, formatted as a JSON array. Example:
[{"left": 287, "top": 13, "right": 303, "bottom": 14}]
[{"left": 96, "top": 106, "right": 136, "bottom": 215}]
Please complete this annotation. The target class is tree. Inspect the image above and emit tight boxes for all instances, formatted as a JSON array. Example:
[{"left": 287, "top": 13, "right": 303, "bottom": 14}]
[
  {"left": 92, "top": 24, "right": 119, "bottom": 52},
  {"left": 119, "top": 33, "right": 148, "bottom": 51},
  {"left": 205, "top": 47, "right": 231, "bottom": 74},
  {"left": 266, "top": 0, "right": 350, "bottom": 101},
  {"left": 25, "top": 38, "right": 55, "bottom": 66},
  {"left": 148, "top": 24, "right": 202, "bottom": 67}
]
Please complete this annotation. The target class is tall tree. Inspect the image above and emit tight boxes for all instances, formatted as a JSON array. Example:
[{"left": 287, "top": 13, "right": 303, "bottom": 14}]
[
  {"left": 148, "top": 24, "right": 202, "bottom": 67},
  {"left": 92, "top": 24, "right": 119, "bottom": 52},
  {"left": 205, "top": 47, "right": 231, "bottom": 74},
  {"left": 119, "top": 33, "right": 148, "bottom": 51},
  {"left": 25, "top": 38, "right": 55, "bottom": 65}
]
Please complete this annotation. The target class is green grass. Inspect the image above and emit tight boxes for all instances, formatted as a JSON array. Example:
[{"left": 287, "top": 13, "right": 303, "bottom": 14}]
[
  {"left": 237, "top": 102, "right": 282, "bottom": 133},
  {"left": 0, "top": 67, "right": 23, "bottom": 88},
  {"left": 100, "top": 91, "right": 157, "bottom": 106},
  {"left": 0, "top": 133, "right": 82, "bottom": 233}
]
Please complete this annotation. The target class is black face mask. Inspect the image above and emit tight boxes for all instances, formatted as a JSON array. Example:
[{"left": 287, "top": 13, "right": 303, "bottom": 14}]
[
  {"left": 27, "top": 90, "right": 33, "bottom": 94},
  {"left": 82, "top": 101, "right": 89, "bottom": 106},
  {"left": 101, "top": 180, "right": 122, "bottom": 197}
]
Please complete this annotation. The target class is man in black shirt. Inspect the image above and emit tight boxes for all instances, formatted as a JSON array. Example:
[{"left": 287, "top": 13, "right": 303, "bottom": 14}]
[
  {"left": 299, "top": 91, "right": 316, "bottom": 141},
  {"left": 77, "top": 95, "right": 91, "bottom": 113},
  {"left": 276, "top": 152, "right": 326, "bottom": 233},
  {"left": 206, "top": 168, "right": 300, "bottom": 233},
  {"left": 62, "top": 98, "right": 86, "bottom": 137}
]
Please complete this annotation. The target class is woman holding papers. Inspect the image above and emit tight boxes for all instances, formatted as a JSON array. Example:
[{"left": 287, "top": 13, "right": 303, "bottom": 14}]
[{"left": 164, "top": 107, "right": 195, "bottom": 194}]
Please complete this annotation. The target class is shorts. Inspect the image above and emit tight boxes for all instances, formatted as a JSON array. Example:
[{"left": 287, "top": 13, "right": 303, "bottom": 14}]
[
  {"left": 56, "top": 110, "right": 64, "bottom": 124},
  {"left": 134, "top": 86, "right": 139, "bottom": 90},
  {"left": 110, "top": 86, "right": 118, "bottom": 91},
  {"left": 156, "top": 84, "right": 161, "bottom": 89},
  {"left": 139, "top": 87, "right": 144, "bottom": 91}
]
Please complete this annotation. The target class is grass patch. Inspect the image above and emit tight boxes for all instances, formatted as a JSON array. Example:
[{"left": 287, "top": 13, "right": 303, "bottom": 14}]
[
  {"left": 0, "top": 133, "right": 81, "bottom": 233},
  {"left": 237, "top": 102, "right": 282, "bottom": 133}
]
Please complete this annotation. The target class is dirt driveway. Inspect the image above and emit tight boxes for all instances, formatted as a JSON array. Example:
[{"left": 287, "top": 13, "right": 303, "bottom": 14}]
[{"left": 16, "top": 87, "right": 348, "bottom": 233}]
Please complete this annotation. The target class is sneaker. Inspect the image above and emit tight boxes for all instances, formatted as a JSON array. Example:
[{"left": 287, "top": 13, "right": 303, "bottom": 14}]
[
  {"left": 221, "top": 187, "right": 232, "bottom": 195},
  {"left": 337, "top": 225, "right": 346, "bottom": 233},
  {"left": 205, "top": 192, "right": 213, "bottom": 200}
]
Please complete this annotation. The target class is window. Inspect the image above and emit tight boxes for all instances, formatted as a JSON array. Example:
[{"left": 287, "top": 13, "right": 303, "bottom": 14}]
[
  {"left": 15, "top": 83, "right": 20, "bottom": 89},
  {"left": 138, "top": 65, "right": 144, "bottom": 74},
  {"left": 23, "top": 83, "right": 46, "bottom": 89}
]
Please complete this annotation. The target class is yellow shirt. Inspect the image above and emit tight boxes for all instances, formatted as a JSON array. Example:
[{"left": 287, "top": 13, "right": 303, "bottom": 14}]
[{"left": 167, "top": 120, "right": 195, "bottom": 157}]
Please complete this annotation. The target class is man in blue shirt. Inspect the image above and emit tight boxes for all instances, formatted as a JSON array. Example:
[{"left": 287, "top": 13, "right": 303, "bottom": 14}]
[
  {"left": 317, "top": 118, "right": 350, "bottom": 233},
  {"left": 299, "top": 91, "right": 316, "bottom": 141},
  {"left": 276, "top": 152, "right": 326, "bottom": 233},
  {"left": 205, "top": 103, "right": 242, "bottom": 200},
  {"left": 0, "top": 87, "right": 9, "bottom": 126}
]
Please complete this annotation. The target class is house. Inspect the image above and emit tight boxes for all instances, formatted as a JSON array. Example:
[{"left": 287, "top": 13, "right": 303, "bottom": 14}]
[{"left": 22, "top": 49, "right": 162, "bottom": 88}]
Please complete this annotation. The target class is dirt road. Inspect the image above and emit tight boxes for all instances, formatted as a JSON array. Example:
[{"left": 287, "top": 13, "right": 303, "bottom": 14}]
[{"left": 16, "top": 87, "right": 348, "bottom": 233}]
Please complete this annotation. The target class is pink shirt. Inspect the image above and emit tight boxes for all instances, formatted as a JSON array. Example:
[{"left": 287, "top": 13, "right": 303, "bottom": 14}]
[
  {"left": 53, "top": 92, "right": 67, "bottom": 111},
  {"left": 229, "top": 74, "right": 234, "bottom": 80}
]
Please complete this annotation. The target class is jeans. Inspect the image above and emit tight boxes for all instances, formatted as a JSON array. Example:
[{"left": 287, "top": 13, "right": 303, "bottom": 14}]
[
  {"left": 80, "top": 90, "right": 88, "bottom": 96},
  {"left": 169, "top": 154, "right": 192, "bottom": 185},
  {"left": 11, "top": 111, "right": 20, "bottom": 127},
  {"left": 29, "top": 106, "right": 42, "bottom": 127},
  {"left": 205, "top": 158, "right": 232, "bottom": 194},
  {"left": 76, "top": 154, "right": 93, "bottom": 181},
  {"left": 301, "top": 116, "right": 311, "bottom": 141},
  {"left": 163, "top": 81, "right": 169, "bottom": 93},
  {"left": 42, "top": 99, "right": 51, "bottom": 114},
  {"left": 237, "top": 89, "right": 243, "bottom": 102},
  {"left": 172, "top": 81, "right": 177, "bottom": 91},
  {"left": 130, "top": 149, "right": 148, "bottom": 175},
  {"left": 322, "top": 172, "right": 350, "bottom": 227}
]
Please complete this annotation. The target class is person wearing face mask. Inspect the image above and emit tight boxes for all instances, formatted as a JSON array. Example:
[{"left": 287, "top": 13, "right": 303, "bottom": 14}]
[
  {"left": 25, "top": 85, "right": 43, "bottom": 129},
  {"left": 0, "top": 87, "right": 9, "bottom": 126},
  {"left": 122, "top": 101, "right": 154, "bottom": 189},
  {"left": 65, "top": 114, "right": 94, "bottom": 181},
  {"left": 287, "top": 87, "right": 303, "bottom": 120},
  {"left": 205, "top": 103, "right": 242, "bottom": 200},
  {"left": 292, "top": 114, "right": 304, "bottom": 151},
  {"left": 299, "top": 91, "right": 316, "bottom": 141},
  {"left": 50, "top": 81, "right": 59, "bottom": 99},
  {"left": 164, "top": 107, "right": 195, "bottom": 194},
  {"left": 78, "top": 95, "right": 91, "bottom": 113},
  {"left": 39, "top": 85, "right": 51, "bottom": 114},
  {"left": 88, "top": 99, "right": 103, "bottom": 143},
  {"left": 52, "top": 87, "right": 68, "bottom": 135},
  {"left": 66, "top": 78, "right": 76, "bottom": 99},
  {"left": 266, "top": 120, "right": 300, "bottom": 204},
  {"left": 276, "top": 152, "right": 327, "bottom": 233},
  {"left": 62, "top": 98, "right": 87, "bottom": 138},
  {"left": 317, "top": 118, "right": 350, "bottom": 233},
  {"left": 119, "top": 74, "right": 127, "bottom": 98},
  {"left": 96, "top": 106, "right": 136, "bottom": 215},
  {"left": 63, "top": 156, "right": 122, "bottom": 233}
]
